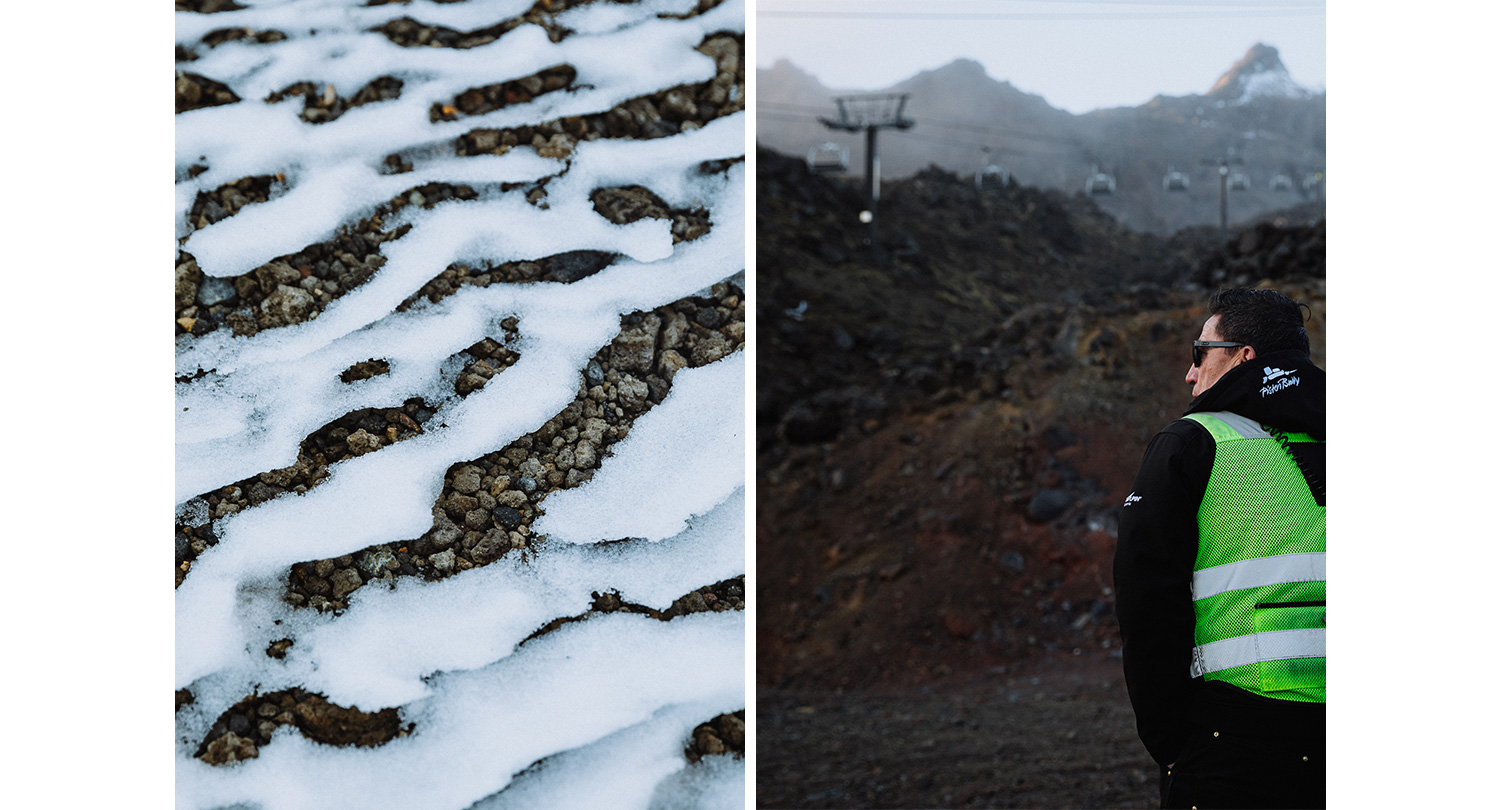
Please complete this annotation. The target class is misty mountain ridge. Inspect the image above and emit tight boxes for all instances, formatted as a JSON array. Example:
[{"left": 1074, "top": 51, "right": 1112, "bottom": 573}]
[{"left": 758, "top": 44, "right": 1325, "bottom": 235}]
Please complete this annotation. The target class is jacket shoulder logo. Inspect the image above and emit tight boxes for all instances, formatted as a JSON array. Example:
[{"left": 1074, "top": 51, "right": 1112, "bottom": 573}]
[
  {"left": 1262, "top": 366, "right": 1296, "bottom": 383},
  {"left": 1123, "top": 491, "right": 1142, "bottom": 507},
  {"left": 1260, "top": 366, "right": 1301, "bottom": 397}
]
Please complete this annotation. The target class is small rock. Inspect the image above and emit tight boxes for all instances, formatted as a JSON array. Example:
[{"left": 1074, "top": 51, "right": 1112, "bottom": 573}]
[
  {"left": 495, "top": 489, "right": 527, "bottom": 508},
  {"left": 695, "top": 306, "right": 723, "bottom": 328},
  {"left": 452, "top": 465, "right": 483, "bottom": 494},
  {"left": 258, "top": 284, "right": 316, "bottom": 325},
  {"left": 196, "top": 276, "right": 237, "bottom": 307},
  {"left": 492, "top": 506, "right": 524, "bottom": 530},
  {"left": 329, "top": 568, "right": 363, "bottom": 599},
  {"left": 661, "top": 310, "right": 690, "bottom": 350},
  {"left": 470, "top": 531, "right": 507, "bottom": 563},
  {"left": 518, "top": 458, "right": 545, "bottom": 480},
  {"left": 175, "top": 260, "right": 201, "bottom": 310},
  {"left": 584, "top": 359, "right": 605, "bottom": 385},
  {"left": 464, "top": 508, "right": 491, "bottom": 530},
  {"left": 203, "top": 732, "right": 258, "bottom": 765},
  {"left": 580, "top": 418, "right": 608, "bottom": 444},
  {"left": 430, "top": 549, "right": 455, "bottom": 573},
  {"left": 690, "top": 330, "right": 730, "bottom": 365},
  {"left": 611, "top": 315, "right": 660, "bottom": 372},
  {"left": 616, "top": 375, "right": 650, "bottom": 411},
  {"left": 357, "top": 547, "right": 396, "bottom": 577},
  {"left": 657, "top": 349, "right": 688, "bottom": 382},
  {"left": 346, "top": 428, "right": 382, "bottom": 456},
  {"left": 1027, "top": 489, "right": 1073, "bottom": 524},
  {"left": 433, "top": 525, "right": 461, "bottom": 548}
]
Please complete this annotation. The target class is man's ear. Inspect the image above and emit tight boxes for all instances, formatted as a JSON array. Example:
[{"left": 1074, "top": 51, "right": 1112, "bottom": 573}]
[{"left": 1242, "top": 345, "right": 1257, "bottom": 361}]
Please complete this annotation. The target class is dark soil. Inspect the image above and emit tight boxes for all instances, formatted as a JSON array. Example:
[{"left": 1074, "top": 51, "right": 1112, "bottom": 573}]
[
  {"left": 193, "top": 688, "right": 413, "bottom": 766},
  {"left": 265, "top": 75, "right": 405, "bottom": 125},
  {"left": 757, "top": 655, "right": 1155, "bottom": 809}
]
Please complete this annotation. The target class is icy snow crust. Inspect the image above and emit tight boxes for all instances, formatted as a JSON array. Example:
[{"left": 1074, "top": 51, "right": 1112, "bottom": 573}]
[
  {"left": 176, "top": 1, "right": 745, "bottom": 807},
  {"left": 1231, "top": 65, "right": 1310, "bottom": 104}
]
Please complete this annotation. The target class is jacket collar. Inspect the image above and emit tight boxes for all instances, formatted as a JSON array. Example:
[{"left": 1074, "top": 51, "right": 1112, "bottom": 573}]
[{"left": 1183, "top": 350, "right": 1325, "bottom": 440}]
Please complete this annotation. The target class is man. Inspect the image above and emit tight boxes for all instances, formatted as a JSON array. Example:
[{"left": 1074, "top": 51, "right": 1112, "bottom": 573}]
[{"left": 1114, "top": 288, "right": 1325, "bottom": 809}]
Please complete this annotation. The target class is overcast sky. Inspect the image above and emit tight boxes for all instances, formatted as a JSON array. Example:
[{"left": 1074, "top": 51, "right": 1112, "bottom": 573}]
[{"left": 754, "top": 0, "right": 1326, "bottom": 114}]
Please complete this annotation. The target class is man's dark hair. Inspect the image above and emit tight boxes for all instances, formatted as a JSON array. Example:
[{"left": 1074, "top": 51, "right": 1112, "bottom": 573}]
[{"left": 1207, "top": 288, "right": 1311, "bottom": 356}]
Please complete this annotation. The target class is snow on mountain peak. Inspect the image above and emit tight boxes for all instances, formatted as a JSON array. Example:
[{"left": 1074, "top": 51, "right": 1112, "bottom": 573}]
[{"left": 1208, "top": 43, "right": 1309, "bottom": 104}]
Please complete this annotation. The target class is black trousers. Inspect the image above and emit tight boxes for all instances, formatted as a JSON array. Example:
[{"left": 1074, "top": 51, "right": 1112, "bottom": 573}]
[{"left": 1159, "top": 721, "right": 1325, "bottom": 809}]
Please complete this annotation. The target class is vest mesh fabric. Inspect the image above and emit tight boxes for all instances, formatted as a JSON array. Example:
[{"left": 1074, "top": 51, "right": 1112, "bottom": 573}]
[{"left": 1186, "top": 411, "right": 1326, "bottom": 703}]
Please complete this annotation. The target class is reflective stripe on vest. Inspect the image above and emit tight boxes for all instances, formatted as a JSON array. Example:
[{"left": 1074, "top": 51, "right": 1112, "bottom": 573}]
[
  {"left": 1183, "top": 411, "right": 1326, "bottom": 701},
  {"left": 1190, "top": 627, "right": 1326, "bottom": 678},
  {"left": 1191, "top": 552, "right": 1326, "bottom": 601}
]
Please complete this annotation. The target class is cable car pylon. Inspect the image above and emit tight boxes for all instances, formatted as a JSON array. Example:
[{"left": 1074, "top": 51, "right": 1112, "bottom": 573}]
[
  {"left": 1202, "top": 149, "right": 1247, "bottom": 241},
  {"left": 819, "top": 93, "right": 914, "bottom": 244}
]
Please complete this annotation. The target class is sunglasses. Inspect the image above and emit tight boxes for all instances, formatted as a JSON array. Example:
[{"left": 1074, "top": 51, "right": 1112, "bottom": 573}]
[{"left": 1192, "top": 340, "right": 1246, "bottom": 366}]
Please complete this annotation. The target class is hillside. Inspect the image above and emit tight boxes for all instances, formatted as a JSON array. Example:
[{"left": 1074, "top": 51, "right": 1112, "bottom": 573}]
[{"left": 754, "top": 145, "right": 1324, "bottom": 807}]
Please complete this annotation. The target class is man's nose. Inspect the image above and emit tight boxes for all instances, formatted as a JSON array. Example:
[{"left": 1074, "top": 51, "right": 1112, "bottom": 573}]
[{"left": 1185, "top": 363, "right": 1198, "bottom": 387}]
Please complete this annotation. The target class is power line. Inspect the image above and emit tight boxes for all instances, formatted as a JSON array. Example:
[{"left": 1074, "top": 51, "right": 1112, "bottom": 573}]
[
  {"left": 759, "top": 7, "right": 1322, "bottom": 21},
  {"left": 761, "top": 1, "right": 1323, "bottom": 6},
  {"left": 759, "top": 103, "right": 1074, "bottom": 148}
]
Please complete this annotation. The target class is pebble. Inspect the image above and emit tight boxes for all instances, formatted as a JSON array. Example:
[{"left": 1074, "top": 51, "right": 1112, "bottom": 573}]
[
  {"left": 585, "top": 359, "right": 605, "bottom": 385},
  {"left": 695, "top": 306, "right": 723, "bottom": 328},
  {"left": 1027, "top": 489, "right": 1073, "bottom": 523},
  {"left": 495, "top": 489, "right": 527, "bottom": 508},
  {"left": 616, "top": 375, "right": 650, "bottom": 411},
  {"left": 346, "top": 429, "right": 382, "bottom": 456},
  {"left": 657, "top": 349, "right": 688, "bottom": 382},
  {"left": 430, "top": 549, "right": 455, "bottom": 573},
  {"left": 470, "top": 532, "right": 506, "bottom": 563},
  {"left": 329, "top": 568, "right": 363, "bottom": 599},
  {"left": 492, "top": 506, "right": 523, "bottom": 530},
  {"left": 203, "top": 732, "right": 258, "bottom": 765},
  {"left": 260, "top": 284, "right": 316, "bottom": 324},
  {"left": 452, "top": 465, "right": 483, "bottom": 494},
  {"left": 357, "top": 547, "right": 395, "bottom": 577}
]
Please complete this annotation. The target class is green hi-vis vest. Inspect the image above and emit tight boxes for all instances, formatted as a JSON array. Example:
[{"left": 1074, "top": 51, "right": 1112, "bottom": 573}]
[{"left": 1183, "top": 411, "right": 1325, "bottom": 703}]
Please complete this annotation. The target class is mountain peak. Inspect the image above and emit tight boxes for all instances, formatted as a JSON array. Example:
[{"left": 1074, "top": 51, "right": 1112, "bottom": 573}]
[
  {"left": 931, "top": 57, "right": 991, "bottom": 78},
  {"left": 1207, "top": 43, "right": 1308, "bottom": 103}
]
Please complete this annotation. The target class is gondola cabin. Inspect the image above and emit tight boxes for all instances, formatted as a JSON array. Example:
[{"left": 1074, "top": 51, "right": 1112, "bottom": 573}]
[
  {"left": 1085, "top": 171, "right": 1116, "bottom": 196},
  {"left": 976, "top": 164, "right": 1010, "bottom": 191},
  {"left": 806, "top": 142, "right": 849, "bottom": 174}
]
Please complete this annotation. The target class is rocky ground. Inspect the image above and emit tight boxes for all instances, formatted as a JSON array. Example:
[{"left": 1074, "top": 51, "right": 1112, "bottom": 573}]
[
  {"left": 175, "top": 0, "right": 744, "bottom": 776},
  {"left": 757, "top": 655, "right": 1152, "bottom": 810},
  {"left": 755, "top": 147, "right": 1325, "bottom": 807}
]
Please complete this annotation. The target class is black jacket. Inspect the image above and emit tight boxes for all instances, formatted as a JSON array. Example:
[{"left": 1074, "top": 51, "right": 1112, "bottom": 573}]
[{"left": 1113, "top": 350, "right": 1326, "bottom": 765}]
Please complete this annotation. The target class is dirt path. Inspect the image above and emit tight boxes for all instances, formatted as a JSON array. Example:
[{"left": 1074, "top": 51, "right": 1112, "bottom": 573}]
[{"left": 756, "top": 654, "right": 1158, "bottom": 809}]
